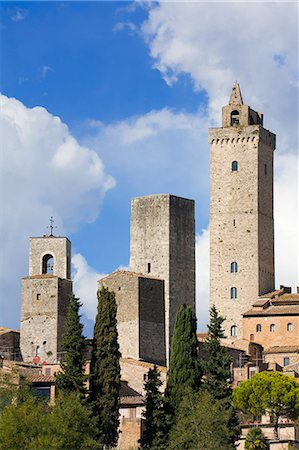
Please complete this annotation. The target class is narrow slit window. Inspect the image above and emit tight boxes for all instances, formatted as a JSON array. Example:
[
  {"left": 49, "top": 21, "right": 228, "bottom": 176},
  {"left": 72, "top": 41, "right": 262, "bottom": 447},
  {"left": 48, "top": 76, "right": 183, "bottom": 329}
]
[
  {"left": 232, "top": 161, "right": 238, "bottom": 172},
  {"left": 147, "top": 263, "right": 151, "bottom": 274},
  {"left": 231, "top": 262, "right": 238, "bottom": 273},
  {"left": 264, "top": 164, "right": 267, "bottom": 175},
  {"left": 230, "top": 287, "right": 237, "bottom": 299},
  {"left": 230, "top": 325, "right": 237, "bottom": 337}
]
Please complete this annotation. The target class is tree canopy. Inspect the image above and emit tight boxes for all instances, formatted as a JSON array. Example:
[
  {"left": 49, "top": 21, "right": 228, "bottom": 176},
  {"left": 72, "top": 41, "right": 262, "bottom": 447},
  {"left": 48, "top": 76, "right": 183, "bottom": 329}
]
[
  {"left": 55, "top": 294, "right": 86, "bottom": 396},
  {"left": 90, "top": 286, "right": 121, "bottom": 447},
  {"left": 168, "top": 389, "right": 236, "bottom": 450},
  {"left": 0, "top": 391, "right": 101, "bottom": 450},
  {"left": 233, "top": 371, "right": 299, "bottom": 439}
]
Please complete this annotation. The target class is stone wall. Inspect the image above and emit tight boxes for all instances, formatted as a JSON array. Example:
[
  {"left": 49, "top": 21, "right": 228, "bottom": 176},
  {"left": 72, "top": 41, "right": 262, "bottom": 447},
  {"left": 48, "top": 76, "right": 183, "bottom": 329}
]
[
  {"left": 209, "top": 122, "right": 275, "bottom": 340},
  {"left": 120, "top": 358, "right": 167, "bottom": 396},
  {"left": 29, "top": 236, "right": 71, "bottom": 279},
  {"left": 130, "top": 194, "right": 195, "bottom": 363},
  {"left": 20, "top": 276, "right": 72, "bottom": 363},
  {"left": 100, "top": 271, "right": 166, "bottom": 365}
]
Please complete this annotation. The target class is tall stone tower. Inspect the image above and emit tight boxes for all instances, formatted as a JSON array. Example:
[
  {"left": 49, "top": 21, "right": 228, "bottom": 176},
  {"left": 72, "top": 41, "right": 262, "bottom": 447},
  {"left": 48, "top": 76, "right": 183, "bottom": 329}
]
[
  {"left": 130, "top": 194, "right": 195, "bottom": 363},
  {"left": 20, "top": 235, "right": 72, "bottom": 363},
  {"left": 209, "top": 83, "right": 275, "bottom": 340}
]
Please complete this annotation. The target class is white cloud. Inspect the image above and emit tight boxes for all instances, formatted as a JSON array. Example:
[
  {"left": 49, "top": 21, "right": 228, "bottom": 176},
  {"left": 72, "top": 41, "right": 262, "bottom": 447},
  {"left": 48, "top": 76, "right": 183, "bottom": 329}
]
[
  {"left": 72, "top": 254, "right": 105, "bottom": 321},
  {"left": 40, "top": 66, "right": 53, "bottom": 78},
  {"left": 85, "top": 108, "right": 210, "bottom": 202},
  {"left": 0, "top": 94, "right": 115, "bottom": 327},
  {"left": 8, "top": 7, "right": 28, "bottom": 22},
  {"left": 274, "top": 153, "right": 299, "bottom": 290},
  {"left": 141, "top": 2, "right": 298, "bottom": 151}
]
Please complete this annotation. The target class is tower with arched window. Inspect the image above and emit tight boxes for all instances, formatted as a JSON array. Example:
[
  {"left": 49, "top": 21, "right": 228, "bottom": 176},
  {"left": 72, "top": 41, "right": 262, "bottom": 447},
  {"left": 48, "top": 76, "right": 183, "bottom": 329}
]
[
  {"left": 20, "top": 234, "right": 72, "bottom": 363},
  {"left": 209, "top": 83, "right": 276, "bottom": 339}
]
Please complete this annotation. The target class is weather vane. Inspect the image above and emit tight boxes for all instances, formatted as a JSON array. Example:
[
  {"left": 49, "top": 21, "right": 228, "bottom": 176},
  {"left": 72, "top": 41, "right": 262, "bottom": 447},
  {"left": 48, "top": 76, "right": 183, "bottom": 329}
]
[{"left": 47, "top": 216, "right": 57, "bottom": 237}]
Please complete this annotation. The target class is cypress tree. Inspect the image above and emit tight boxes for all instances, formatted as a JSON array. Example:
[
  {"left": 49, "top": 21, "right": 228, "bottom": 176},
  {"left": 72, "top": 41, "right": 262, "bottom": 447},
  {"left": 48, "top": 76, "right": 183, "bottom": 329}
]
[
  {"left": 203, "top": 305, "right": 232, "bottom": 400},
  {"left": 166, "top": 304, "right": 201, "bottom": 414},
  {"left": 90, "top": 286, "right": 121, "bottom": 448},
  {"left": 203, "top": 305, "right": 240, "bottom": 447},
  {"left": 140, "top": 366, "right": 169, "bottom": 450},
  {"left": 55, "top": 294, "right": 86, "bottom": 395}
]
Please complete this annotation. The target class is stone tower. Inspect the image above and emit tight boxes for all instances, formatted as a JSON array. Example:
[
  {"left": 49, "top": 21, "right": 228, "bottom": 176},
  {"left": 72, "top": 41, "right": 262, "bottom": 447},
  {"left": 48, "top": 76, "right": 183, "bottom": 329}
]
[
  {"left": 209, "top": 83, "right": 275, "bottom": 339},
  {"left": 20, "top": 235, "right": 72, "bottom": 363},
  {"left": 130, "top": 194, "right": 195, "bottom": 363}
]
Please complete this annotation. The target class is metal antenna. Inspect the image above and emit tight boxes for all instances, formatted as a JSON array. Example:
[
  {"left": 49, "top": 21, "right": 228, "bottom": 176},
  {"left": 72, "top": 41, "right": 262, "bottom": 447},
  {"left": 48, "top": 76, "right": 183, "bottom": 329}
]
[{"left": 47, "top": 216, "right": 57, "bottom": 237}]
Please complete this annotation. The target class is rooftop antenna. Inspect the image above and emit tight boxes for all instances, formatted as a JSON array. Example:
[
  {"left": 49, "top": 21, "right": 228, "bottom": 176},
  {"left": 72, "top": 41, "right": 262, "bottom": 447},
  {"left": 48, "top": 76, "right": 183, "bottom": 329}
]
[{"left": 47, "top": 216, "right": 57, "bottom": 237}]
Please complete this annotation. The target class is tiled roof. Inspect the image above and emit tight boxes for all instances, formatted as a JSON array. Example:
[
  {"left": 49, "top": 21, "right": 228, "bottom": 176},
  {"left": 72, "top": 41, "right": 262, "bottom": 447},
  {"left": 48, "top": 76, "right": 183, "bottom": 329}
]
[
  {"left": 0, "top": 327, "right": 20, "bottom": 335},
  {"left": 120, "top": 395, "right": 144, "bottom": 406},
  {"left": 264, "top": 346, "right": 299, "bottom": 354},
  {"left": 99, "top": 270, "right": 163, "bottom": 283},
  {"left": 121, "top": 357, "right": 167, "bottom": 372},
  {"left": 26, "top": 375, "right": 55, "bottom": 383},
  {"left": 243, "top": 305, "right": 299, "bottom": 317}
]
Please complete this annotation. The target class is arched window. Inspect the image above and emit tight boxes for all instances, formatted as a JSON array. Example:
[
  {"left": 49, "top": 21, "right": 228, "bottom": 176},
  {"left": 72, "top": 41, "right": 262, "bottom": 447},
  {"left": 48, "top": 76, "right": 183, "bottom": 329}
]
[
  {"left": 270, "top": 323, "right": 276, "bottom": 332},
  {"left": 231, "top": 325, "right": 237, "bottom": 337},
  {"left": 231, "top": 262, "right": 238, "bottom": 273},
  {"left": 42, "top": 254, "right": 54, "bottom": 274},
  {"left": 35, "top": 345, "right": 40, "bottom": 356},
  {"left": 287, "top": 323, "right": 293, "bottom": 332},
  {"left": 230, "top": 287, "right": 237, "bottom": 299},
  {"left": 250, "top": 333, "right": 254, "bottom": 341},
  {"left": 231, "top": 110, "right": 240, "bottom": 126},
  {"left": 256, "top": 324, "right": 262, "bottom": 332},
  {"left": 232, "top": 161, "right": 238, "bottom": 172}
]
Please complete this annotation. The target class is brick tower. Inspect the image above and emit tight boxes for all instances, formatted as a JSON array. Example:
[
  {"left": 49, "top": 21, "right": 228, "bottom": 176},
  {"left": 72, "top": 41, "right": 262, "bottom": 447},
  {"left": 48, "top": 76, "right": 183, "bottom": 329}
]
[
  {"left": 20, "top": 233, "right": 72, "bottom": 363},
  {"left": 130, "top": 194, "right": 195, "bottom": 363},
  {"left": 209, "top": 83, "right": 275, "bottom": 339}
]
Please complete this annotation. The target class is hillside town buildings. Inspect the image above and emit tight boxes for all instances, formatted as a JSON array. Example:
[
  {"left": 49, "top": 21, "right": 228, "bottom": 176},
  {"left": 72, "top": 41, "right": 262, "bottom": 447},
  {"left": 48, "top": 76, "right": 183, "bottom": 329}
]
[{"left": 1, "top": 83, "right": 298, "bottom": 449}]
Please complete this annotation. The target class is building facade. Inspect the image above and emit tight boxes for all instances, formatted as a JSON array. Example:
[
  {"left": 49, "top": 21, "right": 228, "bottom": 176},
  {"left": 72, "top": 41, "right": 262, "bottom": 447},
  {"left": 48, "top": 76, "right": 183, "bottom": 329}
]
[
  {"left": 20, "top": 236, "right": 72, "bottom": 364},
  {"left": 130, "top": 194, "right": 195, "bottom": 363},
  {"left": 209, "top": 83, "right": 276, "bottom": 339},
  {"left": 100, "top": 270, "right": 166, "bottom": 366}
]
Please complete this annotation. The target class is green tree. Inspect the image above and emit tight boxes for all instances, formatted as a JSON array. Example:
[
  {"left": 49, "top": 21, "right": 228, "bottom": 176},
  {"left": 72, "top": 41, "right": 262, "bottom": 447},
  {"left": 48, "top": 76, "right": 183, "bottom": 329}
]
[
  {"left": 202, "top": 305, "right": 239, "bottom": 447},
  {"left": 0, "top": 392, "right": 100, "bottom": 450},
  {"left": 203, "top": 305, "right": 232, "bottom": 400},
  {"left": 0, "top": 393, "right": 43, "bottom": 450},
  {"left": 55, "top": 294, "right": 86, "bottom": 396},
  {"left": 233, "top": 371, "right": 299, "bottom": 439},
  {"left": 140, "top": 366, "right": 169, "bottom": 450},
  {"left": 34, "top": 393, "right": 101, "bottom": 450},
  {"left": 245, "top": 427, "right": 268, "bottom": 450},
  {"left": 166, "top": 304, "right": 201, "bottom": 415},
  {"left": 168, "top": 389, "right": 235, "bottom": 450},
  {"left": 90, "top": 286, "right": 121, "bottom": 448}
]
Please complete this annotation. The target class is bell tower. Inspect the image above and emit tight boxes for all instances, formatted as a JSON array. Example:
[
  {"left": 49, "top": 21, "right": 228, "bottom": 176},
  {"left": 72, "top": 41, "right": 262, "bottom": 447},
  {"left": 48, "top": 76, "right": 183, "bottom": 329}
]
[
  {"left": 20, "top": 230, "right": 72, "bottom": 364},
  {"left": 209, "top": 83, "right": 275, "bottom": 339}
]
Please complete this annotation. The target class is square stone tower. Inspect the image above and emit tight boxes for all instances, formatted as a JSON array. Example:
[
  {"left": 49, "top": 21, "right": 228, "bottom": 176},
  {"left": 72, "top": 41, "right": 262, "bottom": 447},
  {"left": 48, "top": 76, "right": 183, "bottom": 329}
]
[
  {"left": 100, "top": 270, "right": 166, "bottom": 366},
  {"left": 130, "top": 194, "right": 195, "bottom": 363},
  {"left": 20, "top": 235, "right": 72, "bottom": 364},
  {"left": 209, "top": 83, "right": 275, "bottom": 340}
]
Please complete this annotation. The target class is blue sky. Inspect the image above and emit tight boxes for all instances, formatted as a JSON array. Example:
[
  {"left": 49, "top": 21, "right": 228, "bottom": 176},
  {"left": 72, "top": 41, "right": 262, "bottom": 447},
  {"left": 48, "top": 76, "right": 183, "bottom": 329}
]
[{"left": 1, "top": 1, "right": 298, "bottom": 336}]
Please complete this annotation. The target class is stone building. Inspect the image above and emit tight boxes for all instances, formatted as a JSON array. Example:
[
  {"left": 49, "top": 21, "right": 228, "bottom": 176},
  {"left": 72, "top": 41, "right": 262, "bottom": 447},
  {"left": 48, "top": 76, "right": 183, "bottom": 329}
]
[
  {"left": 20, "top": 235, "right": 72, "bottom": 364},
  {"left": 100, "top": 270, "right": 166, "bottom": 366},
  {"left": 130, "top": 194, "right": 195, "bottom": 363},
  {"left": 209, "top": 83, "right": 276, "bottom": 340}
]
